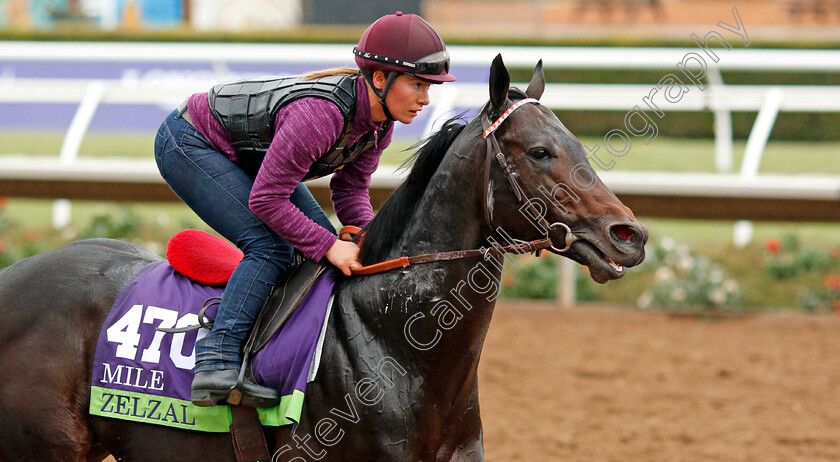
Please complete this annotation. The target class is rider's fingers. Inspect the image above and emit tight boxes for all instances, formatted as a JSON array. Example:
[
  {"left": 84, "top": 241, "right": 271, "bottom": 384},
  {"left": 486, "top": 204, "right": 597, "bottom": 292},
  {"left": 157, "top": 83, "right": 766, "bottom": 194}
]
[{"left": 344, "top": 260, "right": 362, "bottom": 276}]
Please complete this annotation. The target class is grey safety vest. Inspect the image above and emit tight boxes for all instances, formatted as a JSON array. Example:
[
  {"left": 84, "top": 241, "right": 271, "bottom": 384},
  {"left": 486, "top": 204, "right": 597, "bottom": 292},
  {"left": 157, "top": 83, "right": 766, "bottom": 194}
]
[{"left": 207, "top": 73, "right": 389, "bottom": 180}]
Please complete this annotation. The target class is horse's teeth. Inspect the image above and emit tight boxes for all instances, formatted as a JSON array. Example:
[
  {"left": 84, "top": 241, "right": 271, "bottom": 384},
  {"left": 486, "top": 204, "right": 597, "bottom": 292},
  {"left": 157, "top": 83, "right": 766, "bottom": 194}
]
[{"left": 607, "top": 258, "right": 624, "bottom": 273}]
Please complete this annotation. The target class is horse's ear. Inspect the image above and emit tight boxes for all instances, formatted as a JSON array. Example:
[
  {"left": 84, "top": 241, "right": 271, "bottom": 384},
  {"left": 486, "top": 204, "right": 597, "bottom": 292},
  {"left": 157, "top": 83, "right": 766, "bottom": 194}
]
[
  {"left": 489, "top": 54, "right": 510, "bottom": 114},
  {"left": 526, "top": 59, "right": 545, "bottom": 100}
]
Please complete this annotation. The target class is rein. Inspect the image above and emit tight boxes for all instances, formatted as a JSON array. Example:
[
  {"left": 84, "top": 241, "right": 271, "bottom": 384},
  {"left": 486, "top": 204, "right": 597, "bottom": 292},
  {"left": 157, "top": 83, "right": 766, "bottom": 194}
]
[
  {"left": 347, "top": 97, "right": 578, "bottom": 276},
  {"left": 344, "top": 225, "right": 553, "bottom": 275}
]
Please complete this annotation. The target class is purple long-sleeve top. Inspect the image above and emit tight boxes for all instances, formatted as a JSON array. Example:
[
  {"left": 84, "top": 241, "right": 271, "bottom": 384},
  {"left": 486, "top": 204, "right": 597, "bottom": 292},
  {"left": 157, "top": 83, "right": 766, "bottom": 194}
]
[{"left": 186, "top": 76, "right": 393, "bottom": 261}]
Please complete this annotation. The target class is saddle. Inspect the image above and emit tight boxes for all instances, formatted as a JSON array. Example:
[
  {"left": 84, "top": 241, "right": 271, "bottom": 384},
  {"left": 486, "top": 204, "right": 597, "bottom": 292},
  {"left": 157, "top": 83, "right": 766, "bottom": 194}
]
[
  {"left": 165, "top": 229, "right": 328, "bottom": 353},
  {"left": 165, "top": 229, "right": 328, "bottom": 462}
]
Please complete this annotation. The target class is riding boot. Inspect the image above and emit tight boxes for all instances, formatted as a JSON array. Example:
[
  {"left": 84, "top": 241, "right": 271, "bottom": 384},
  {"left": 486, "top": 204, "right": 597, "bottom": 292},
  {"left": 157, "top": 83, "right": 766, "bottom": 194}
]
[
  {"left": 191, "top": 369, "right": 280, "bottom": 408},
  {"left": 192, "top": 267, "right": 281, "bottom": 408}
]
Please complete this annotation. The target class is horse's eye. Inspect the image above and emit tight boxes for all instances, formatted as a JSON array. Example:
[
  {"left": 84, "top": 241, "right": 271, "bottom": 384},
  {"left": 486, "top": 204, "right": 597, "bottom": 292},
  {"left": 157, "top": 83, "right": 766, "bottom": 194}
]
[{"left": 528, "top": 148, "right": 550, "bottom": 160}]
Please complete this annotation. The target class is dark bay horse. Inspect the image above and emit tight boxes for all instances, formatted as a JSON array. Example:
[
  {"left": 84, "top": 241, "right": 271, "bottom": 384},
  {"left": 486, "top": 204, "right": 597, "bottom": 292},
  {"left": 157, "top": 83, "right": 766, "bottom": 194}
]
[{"left": 0, "top": 55, "right": 646, "bottom": 461}]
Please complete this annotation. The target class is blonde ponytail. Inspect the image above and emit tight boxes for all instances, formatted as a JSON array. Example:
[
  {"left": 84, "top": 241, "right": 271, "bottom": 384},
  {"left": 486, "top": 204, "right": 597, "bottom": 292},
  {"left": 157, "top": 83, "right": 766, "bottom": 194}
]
[{"left": 300, "top": 67, "right": 360, "bottom": 80}]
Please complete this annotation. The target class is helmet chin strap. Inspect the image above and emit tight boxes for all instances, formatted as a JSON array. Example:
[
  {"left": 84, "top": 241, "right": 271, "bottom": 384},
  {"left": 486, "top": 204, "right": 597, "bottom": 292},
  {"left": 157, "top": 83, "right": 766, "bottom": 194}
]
[{"left": 364, "top": 71, "right": 399, "bottom": 121}]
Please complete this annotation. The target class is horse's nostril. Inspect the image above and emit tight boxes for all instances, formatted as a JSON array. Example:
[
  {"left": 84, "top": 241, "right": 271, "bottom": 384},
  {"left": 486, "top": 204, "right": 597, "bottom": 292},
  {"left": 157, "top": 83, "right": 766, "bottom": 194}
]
[{"left": 611, "top": 225, "right": 635, "bottom": 244}]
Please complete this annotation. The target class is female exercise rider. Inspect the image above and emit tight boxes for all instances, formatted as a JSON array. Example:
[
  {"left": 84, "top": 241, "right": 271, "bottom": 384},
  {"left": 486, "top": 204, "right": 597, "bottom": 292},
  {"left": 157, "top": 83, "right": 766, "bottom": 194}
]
[{"left": 154, "top": 12, "right": 455, "bottom": 408}]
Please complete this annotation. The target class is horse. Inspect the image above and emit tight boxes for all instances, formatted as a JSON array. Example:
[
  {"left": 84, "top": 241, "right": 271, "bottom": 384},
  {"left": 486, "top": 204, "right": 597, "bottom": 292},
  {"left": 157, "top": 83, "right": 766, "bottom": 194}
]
[{"left": 0, "top": 55, "right": 647, "bottom": 461}]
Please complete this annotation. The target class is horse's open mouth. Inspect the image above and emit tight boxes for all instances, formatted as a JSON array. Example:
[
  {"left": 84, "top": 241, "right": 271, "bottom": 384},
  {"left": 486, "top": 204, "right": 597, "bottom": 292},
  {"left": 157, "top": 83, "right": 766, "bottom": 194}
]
[{"left": 557, "top": 240, "right": 626, "bottom": 284}]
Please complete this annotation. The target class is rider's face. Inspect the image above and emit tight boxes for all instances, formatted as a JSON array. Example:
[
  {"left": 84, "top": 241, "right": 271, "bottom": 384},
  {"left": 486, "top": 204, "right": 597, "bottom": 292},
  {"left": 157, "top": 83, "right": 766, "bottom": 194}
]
[
  {"left": 384, "top": 74, "right": 432, "bottom": 125},
  {"left": 369, "top": 72, "right": 432, "bottom": 124}
]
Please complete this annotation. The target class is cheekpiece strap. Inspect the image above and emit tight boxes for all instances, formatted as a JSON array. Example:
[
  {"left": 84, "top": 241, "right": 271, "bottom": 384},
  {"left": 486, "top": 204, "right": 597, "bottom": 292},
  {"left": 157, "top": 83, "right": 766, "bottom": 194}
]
[{"left": 481, "top": 98, "right": 540, "bottom": 138}]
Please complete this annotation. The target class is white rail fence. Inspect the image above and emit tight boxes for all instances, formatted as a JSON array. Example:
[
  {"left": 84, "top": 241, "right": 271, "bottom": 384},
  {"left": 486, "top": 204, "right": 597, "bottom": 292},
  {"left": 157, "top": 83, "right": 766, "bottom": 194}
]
[{"left": 4, "top": 42, "right": 840, "bottom": 166}]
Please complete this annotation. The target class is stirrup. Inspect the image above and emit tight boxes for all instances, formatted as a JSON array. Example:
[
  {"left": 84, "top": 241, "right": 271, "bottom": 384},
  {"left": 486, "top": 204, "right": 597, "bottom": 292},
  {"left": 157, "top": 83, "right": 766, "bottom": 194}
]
[{"left": 226, "top": 350, "right": 252, "bottom": 406}]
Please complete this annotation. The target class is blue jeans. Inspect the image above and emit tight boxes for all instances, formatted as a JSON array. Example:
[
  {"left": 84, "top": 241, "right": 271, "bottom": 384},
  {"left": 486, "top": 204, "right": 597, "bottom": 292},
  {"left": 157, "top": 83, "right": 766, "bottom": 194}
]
[{"left": 154, "top": 108, "right": 336, "bottom": 372}]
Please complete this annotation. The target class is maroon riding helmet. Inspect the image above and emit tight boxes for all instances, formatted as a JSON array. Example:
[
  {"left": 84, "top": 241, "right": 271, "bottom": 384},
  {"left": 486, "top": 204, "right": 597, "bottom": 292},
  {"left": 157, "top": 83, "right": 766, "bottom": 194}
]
[{"left": 354, "top": 11, "right": 455, "bottom": 120}]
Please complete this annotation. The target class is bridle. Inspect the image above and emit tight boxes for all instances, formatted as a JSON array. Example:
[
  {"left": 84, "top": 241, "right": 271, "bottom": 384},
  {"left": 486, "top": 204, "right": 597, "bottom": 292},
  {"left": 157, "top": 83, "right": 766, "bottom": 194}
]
[
  {"left": 347, "top": 97, "right": 579, "bottom": 276},
  {"left": 479, "top": 97, "right": 579, "bottom": 254}
]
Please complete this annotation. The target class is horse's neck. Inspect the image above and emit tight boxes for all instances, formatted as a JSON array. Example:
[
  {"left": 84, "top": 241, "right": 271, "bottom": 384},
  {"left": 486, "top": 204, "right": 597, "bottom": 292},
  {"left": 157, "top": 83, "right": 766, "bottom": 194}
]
[
  {"left": 403, "top": 127, "right": 490, "bottom": 255},
  {"left": 340, "top": 130, "right": 500, "bottom": 377}
]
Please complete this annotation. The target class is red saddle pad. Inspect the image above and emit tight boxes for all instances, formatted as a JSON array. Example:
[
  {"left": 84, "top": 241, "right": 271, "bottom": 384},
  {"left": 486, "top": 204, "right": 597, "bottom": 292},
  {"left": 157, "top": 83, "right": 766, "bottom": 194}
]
[{"left": 166, "top": 229, "right": 243, "bottom": 286}]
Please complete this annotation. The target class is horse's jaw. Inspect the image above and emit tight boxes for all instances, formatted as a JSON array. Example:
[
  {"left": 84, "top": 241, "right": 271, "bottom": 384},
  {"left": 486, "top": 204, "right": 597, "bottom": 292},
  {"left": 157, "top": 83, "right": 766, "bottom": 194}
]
[
  {"left": 560, "top": 241, "right": 628, "bottom": 284},
  {"left": 553, "top": 228, "right": 647, "bottom": 284}
]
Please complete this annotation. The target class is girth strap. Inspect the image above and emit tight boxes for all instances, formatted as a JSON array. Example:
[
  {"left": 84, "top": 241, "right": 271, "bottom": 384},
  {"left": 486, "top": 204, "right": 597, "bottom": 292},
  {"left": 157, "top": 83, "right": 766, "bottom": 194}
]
[{"left": 229, "top": 405, "right": 270, "bottom": 462}]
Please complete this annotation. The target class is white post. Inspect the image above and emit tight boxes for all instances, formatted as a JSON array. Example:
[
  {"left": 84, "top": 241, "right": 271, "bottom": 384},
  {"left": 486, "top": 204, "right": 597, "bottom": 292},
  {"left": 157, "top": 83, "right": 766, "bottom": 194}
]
[
  {"left": 707, "top": 68, "right": 733, "bottom": 172},
  {"left": 557, "top": 257, "right": 576, "bottom": 308},
  {"left": 53, "top": 81, "right": 105, "bottom": 229},
  {"left": 740, "top": 88, "right": 784, "bottom": 180},
  {"left": 733, "top": 87, "right": 784, "bottom": 248}
]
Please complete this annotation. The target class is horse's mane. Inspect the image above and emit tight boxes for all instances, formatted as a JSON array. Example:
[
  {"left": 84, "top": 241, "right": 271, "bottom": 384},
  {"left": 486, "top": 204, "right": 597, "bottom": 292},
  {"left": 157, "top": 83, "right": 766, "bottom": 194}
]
[{"left": 359, "top": 116, "right": 467, "bottom": 265}]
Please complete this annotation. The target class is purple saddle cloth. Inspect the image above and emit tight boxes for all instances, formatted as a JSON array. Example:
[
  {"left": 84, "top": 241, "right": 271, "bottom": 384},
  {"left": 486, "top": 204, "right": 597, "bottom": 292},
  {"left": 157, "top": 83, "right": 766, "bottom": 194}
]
[{"left": 89, "top": 260, "right": 335, "bottom": 432}]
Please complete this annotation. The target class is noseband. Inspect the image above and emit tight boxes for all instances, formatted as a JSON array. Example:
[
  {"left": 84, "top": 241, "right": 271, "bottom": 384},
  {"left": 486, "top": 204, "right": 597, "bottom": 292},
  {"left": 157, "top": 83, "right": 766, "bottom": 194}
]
[
  {"left": 480, "top": 98, "right": 579, "bottom": 253},
  {"left": 346, "top": 97, "right": 579, "bottom": 276}
]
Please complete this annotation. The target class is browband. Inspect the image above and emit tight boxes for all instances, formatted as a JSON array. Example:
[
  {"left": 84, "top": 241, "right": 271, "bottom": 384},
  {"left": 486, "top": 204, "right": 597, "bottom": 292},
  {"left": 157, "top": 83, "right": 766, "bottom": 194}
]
[{"left": 482, "top": 98, "right": 540, "bottom": 138}]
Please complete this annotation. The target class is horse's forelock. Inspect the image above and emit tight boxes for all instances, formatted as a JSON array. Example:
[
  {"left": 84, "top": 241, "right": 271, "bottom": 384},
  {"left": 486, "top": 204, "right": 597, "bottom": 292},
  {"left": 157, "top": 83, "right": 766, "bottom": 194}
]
[{"left": 507, "top": 87, "right": 528, "bottom": 101}]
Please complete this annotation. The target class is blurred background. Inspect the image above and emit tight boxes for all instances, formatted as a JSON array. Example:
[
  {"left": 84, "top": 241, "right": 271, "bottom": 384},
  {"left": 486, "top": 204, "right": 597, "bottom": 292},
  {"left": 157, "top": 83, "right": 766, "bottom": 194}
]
[{"left": 0, "top": 0, "right": 839, "bottom": 314}]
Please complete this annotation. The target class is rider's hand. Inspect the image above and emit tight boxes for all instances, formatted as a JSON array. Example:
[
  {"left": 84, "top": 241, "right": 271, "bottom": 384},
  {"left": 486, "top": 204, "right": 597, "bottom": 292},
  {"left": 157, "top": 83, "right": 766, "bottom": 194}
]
[{"left": 325, "top": 239, "right": 362, "bottom": 276}]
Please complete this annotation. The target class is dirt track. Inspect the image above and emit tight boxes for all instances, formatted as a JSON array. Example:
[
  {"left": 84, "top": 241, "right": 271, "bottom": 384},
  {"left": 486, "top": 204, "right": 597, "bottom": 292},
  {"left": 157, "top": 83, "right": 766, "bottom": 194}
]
[{"left": 480, "top": 302, "right": 840, "bottom": 462}]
